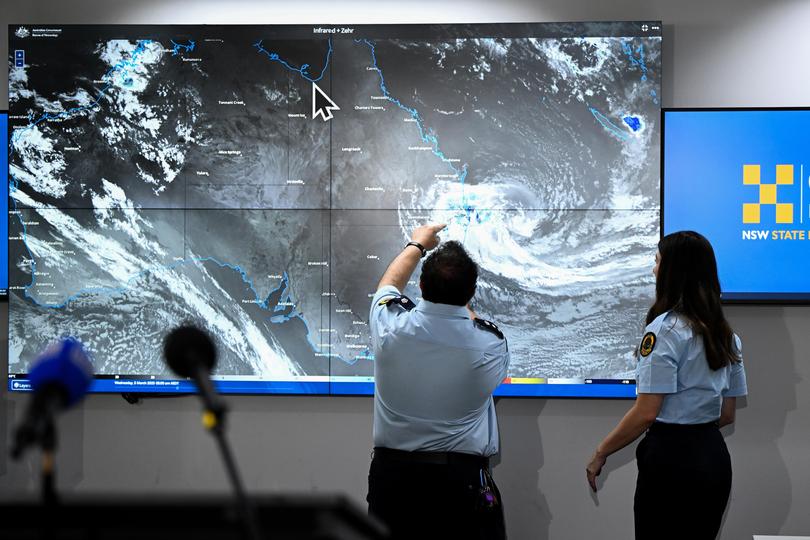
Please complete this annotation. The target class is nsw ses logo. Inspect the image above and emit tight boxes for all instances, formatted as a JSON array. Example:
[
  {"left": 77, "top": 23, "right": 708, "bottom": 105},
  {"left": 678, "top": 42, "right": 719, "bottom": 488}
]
[{"left": 742, "top": 164, "right": 795, "bottom": 224}]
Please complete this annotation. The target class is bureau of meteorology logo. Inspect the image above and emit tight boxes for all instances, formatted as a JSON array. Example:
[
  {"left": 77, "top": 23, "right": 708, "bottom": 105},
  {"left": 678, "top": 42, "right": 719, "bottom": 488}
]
[
  {"left": 742, "top": 163, "right": 809, "bottom": 242},
  {"left": 15, "top": 26, "right": 30, "bottom": 39}
]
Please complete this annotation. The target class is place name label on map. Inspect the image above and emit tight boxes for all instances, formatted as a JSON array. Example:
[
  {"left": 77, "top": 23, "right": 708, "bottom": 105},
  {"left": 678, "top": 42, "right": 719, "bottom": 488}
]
[
  {"left": 218, "top": 100, "right": 245, "bottom": 106},
  {"left": 354, "top": 105, "right": 385, "bottom": 111},
  {"left": 341, "top": 147, "right": 361, "bottom": 152},
  {"left": 287, "top": 179, "right": 305, "bottom": 185},
  {"left": 288, "top": 113, "right": 306, "bottom": 118}
]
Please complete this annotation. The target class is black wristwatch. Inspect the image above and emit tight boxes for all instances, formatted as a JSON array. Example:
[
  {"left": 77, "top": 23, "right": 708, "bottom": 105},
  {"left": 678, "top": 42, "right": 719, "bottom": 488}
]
[{"left": 405, "top": 241, "right": 427, "bottom": 257}]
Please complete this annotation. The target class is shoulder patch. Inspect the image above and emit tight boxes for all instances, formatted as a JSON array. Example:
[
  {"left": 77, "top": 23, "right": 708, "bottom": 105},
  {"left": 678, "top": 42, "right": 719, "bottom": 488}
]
[
  {"left": 474, "top": 318, "right": 504, "bottom": 339},
  {"left": 378, "top": 295, "right": 415, "bottom": 311},
  {"left": 639, "top": 332, "right": 656, "bottom": 358}
]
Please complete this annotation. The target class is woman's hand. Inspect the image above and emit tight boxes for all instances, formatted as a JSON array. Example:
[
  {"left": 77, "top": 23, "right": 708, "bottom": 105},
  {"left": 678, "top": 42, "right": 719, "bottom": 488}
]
[
  {"left": 586, "top": 451, "right": 607, "bottom": 492},
  {"left": 585, "top": 394, "right": 664, "bottom": 493}
]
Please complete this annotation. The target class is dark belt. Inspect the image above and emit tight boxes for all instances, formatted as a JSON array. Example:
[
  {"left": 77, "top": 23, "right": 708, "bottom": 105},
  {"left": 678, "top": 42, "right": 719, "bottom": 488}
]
[
  {"left": 373, "top": 447, "right": 490, "bottom": 467},
  {"left": 649, "top": 420, "right": 719, "bottom": 432}
]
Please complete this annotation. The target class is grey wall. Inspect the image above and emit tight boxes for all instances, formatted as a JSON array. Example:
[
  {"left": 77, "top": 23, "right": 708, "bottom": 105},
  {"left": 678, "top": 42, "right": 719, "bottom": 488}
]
[{"left": 2, "top": 1, "right": 809, "bottom": 538}]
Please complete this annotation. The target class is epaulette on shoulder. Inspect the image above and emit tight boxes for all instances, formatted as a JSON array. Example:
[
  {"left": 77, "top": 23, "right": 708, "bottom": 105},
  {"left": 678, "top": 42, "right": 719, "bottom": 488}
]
[
  {"left": 473, "top": 318, "right": 504, "bottom": 339},
  {"left": 378, "top": 295, "right": 415, "bottom": 311}
]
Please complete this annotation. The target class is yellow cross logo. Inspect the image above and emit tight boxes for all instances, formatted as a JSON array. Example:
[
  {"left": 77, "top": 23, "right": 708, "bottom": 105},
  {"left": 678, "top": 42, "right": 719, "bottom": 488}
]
[{"left": 742, "top": 164, "right": 794, "bottom": 224}]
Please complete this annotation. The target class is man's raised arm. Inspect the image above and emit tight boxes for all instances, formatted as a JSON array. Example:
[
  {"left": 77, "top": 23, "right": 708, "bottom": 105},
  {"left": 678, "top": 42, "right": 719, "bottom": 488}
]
[{"left": 377, "top": 224, "right": 446, "bottom": 292}]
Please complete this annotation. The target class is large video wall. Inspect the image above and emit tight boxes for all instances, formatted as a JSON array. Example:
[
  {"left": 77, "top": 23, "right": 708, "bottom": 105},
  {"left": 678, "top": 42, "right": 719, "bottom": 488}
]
[{"left": 8, "top": 23, "right": 661, "bottom": 396}]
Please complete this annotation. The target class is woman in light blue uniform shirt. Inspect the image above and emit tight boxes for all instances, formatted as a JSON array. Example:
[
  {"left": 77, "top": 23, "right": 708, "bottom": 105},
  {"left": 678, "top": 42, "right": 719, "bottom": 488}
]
[{"left": 586, "top": 231, "right": 747, "bottom": 540}]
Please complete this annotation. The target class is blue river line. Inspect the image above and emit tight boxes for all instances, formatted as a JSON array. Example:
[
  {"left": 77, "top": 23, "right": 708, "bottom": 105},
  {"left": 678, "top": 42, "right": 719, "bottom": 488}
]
[
  {"left": 9, "top": 40, "right": 153, "bottom": 157},
  {"left": 171, "top": 39, "right": 195, "bottom": 56},
  {"left": 253, "top": 38, "right": 333, "bottom": 83},
  {"left": 355, "top": 39, "right": 479, "bottom": 236},
  {"left": 253, "top": 36, "right": 477, "bottom": 234},
  {"left": 589, "top": 107, "right": 630, "bottom": 141}
]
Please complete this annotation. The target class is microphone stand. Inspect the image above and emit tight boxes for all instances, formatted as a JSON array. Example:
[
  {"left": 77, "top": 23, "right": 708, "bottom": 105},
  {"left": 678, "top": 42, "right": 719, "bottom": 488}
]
[
  {"left": 11, "top": 389, "right": 61, "bottom": 507},
  {"left": 40, "top": 415, "right": 58, "bottom": 508},
  {"left": 194, "top": 370, "right": 262, "bottom": 540}
]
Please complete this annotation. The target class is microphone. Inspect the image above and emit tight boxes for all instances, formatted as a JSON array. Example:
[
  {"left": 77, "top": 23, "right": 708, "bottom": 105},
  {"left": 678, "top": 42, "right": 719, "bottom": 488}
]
[
  {"left": 163, "top": 325, "right": 226, "bottom": 425},
  {"left": 162, "top": 325, "right": 261, "bottom": 540},
  {"left": 11, "top": 338, "right": 94, "bottom": 460}
]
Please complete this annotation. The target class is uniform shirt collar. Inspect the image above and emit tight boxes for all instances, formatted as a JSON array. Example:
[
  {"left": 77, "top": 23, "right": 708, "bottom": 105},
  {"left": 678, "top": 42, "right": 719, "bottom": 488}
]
[{"left": 414, "top": 299, "right": 470, "bottom": 319}]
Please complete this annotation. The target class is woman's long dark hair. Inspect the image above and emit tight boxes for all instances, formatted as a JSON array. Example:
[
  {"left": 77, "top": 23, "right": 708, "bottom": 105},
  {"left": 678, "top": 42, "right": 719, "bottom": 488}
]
[{"left": 646, "top": 231, "right": 740, "bottom": 370}]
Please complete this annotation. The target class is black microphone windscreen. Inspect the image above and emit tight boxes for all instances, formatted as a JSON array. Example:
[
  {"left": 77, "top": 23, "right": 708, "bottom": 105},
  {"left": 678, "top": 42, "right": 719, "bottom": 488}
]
[{"left": 163, "top": 325, "right": 217, "bottom": 378}]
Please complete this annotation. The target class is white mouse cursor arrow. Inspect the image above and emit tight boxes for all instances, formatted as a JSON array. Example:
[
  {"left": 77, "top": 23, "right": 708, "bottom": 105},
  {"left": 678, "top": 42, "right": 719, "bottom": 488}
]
[{"left": 312, "top": 82, "right": 340, "bottom": 121}]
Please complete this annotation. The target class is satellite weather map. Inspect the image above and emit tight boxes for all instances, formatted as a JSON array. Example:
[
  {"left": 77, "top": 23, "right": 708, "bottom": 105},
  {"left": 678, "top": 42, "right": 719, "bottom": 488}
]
[{"left": 7, "top": 23, "right": 662, "bottom": 396}]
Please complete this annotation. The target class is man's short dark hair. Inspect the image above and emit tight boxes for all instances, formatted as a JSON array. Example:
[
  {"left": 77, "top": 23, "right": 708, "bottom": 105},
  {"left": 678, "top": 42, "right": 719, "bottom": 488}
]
[{"left": 419, "top": 241, "right": 478, "bottom": 306}]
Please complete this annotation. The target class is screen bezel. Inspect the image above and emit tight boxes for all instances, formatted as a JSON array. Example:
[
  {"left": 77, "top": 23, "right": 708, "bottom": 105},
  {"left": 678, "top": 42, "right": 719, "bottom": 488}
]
[
  {"left": 1, "top": 109, "right": 8, "bottom": 300},
  {"left": 661, "top": 106, "right": 810, "bottom": 305}
]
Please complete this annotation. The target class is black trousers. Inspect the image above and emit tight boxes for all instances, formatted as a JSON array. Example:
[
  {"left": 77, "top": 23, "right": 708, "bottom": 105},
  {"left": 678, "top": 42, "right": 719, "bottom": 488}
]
[
  {"left": 367, "top": 449, "right": 506, "bottom": 540},
  {"left": 634, "top": 422, "right": 732, "bottom": 540}
]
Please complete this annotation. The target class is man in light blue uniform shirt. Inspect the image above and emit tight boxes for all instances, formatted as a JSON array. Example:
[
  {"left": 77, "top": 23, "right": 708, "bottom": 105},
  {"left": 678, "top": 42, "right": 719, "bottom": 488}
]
[{"left": 365, "top": 223, "right": 509, "bottom": 540}]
